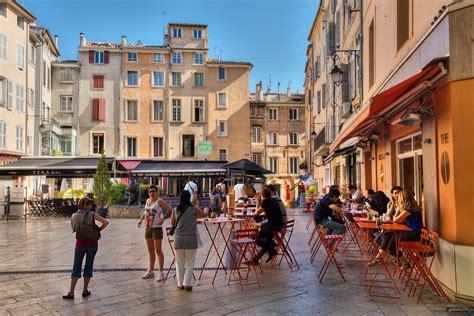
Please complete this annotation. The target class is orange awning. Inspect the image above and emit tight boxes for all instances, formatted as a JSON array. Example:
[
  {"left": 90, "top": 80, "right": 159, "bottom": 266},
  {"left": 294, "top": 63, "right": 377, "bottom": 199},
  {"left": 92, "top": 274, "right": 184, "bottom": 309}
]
[{"left": 330, "top": 64, "right": 442, "bottom": 152}]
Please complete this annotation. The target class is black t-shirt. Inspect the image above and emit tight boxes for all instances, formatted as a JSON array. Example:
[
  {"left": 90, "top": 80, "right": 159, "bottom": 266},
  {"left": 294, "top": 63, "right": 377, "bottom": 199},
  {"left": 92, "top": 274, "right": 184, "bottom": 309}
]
[
  {"left": 261, "top": 198, "right": 283, "bottom": 229},
  {"left": 314, "top": 196, "right": 335, "bottom": 224}
]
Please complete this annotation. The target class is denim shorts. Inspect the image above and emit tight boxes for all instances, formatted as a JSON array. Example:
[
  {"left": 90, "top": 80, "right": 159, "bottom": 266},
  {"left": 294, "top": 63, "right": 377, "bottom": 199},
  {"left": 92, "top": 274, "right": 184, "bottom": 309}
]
[{"left": 72, "top": 246, "right": 98, "bottom": 278}]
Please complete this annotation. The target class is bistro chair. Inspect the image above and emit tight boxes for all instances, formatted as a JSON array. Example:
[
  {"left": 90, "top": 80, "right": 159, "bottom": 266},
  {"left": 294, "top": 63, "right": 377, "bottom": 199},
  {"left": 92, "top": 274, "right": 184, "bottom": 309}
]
[
  {"left": 228, "top": 228, "right": 261, "bottom": 289},
  {"left": 316, "top": 226, "right": 346, "bottom": 283},
  {"left": 272, "top": 219, "right": 299, "bottom": 271}
]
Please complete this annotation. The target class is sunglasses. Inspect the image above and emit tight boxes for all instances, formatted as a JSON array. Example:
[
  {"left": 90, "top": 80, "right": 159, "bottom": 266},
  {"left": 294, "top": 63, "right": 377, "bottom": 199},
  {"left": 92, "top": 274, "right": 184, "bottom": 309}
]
[{"left": 149, "top": 190, "right": 157, "bottom": 193}]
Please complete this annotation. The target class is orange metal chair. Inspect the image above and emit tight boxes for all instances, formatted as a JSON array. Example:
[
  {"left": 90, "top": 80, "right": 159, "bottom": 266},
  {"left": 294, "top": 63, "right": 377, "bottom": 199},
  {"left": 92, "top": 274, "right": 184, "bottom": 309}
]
[
  {"left": 228, "top": 228, "right": 261, "bottom": 289},
  {"left": 316, "top": 226, "right": 346, "bottom": 283},
  {"left": 272, "top": 219, "right": 299, "bottom": 271}
]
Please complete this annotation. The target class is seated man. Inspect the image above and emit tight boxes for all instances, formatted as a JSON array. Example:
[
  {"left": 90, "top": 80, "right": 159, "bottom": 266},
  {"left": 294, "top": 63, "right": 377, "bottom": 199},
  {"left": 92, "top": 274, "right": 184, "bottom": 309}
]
[
  {"left": 314, "top": 189, "right": 346, "bottom": 236},
  {"left": 266, "top": 184, "right": 287, "bottom": 225},
  {"left": 348, "top": 185, "right": 364, "bottom": 204},
  {"left": 252, "top": 188, "right": 284, "bottom": 263}
]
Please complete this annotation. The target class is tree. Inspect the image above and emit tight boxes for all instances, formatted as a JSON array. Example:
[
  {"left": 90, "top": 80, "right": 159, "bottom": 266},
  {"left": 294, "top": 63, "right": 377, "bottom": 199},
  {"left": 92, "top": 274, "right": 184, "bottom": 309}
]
[{"left": 93, "top": 152, "right": 112, "bottom": 208}]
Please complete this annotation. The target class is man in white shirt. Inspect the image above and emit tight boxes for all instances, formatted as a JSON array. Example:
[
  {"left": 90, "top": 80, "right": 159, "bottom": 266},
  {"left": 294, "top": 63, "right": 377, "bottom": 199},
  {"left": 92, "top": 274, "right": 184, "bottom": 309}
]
[
  {"left": 233, "top": 178, "right": 245, "bottom": 203},
  {"left": 184, "top": 178, "right": 199, "bottom": 206},
  {"left": 349, "top": 184, "right": 363, "bottom": 204}
]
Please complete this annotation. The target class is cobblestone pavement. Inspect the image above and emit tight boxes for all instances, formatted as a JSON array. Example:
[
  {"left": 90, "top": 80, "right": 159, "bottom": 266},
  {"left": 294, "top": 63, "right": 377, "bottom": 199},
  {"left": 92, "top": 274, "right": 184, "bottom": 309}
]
[{"left": 0, "top": 209, "right": 473, "bottom": 316}]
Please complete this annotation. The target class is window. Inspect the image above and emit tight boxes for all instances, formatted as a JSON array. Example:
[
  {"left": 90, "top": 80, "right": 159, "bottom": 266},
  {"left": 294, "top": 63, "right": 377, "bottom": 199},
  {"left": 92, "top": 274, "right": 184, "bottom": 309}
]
[
  {"left": 0, "top": 121, "right": 6, "bottom": 149},
  {"left": 126, "top": 137, "right": 137, "bottom": 157},
  {"left": 218, "top": 120, "right": 227, "bottom": 137},
  {"left": 60, "top": 139, "right": 72, "bottom": 155},
  {"left": 194, "top": 73, "right": 204, "bottom": 87},
  {"left": 127, "top": 52, "right": 137, "bottom": 62},
  {"left": 251, "top": 107, "right": 257, "bottom": 117},
  {"left": 0, "top": 79, "right": 4, "bottom": 107},
  {"left": 0, "top": 33, "right": 7, "bottom": 60},
  {"left": 182, "top": 135, "right": 195, "bottom": 157},
  {"left": 126, "top": 100, "right": 138, "bottom": 121},
  {"left": 94, "top": 51, "right": 104, "bottom": 64},
  {"left": 152, "top": 137, "right": 164, "bottom": 157},
  {"left": 93, "top": 74, "right": 104, "bottom": 89},
  {"left": 173, "top": 28, "right": 182, "bottom": 38},
  {"left": 268, "top": 108, "right": 278, "bottom": 120},
  {"left": 218, "top": 67, "right": 226, "bottom": 80},
  {"left": 317, "top": 90, "right": 321, "bottom": 113},
  {"left": 152, "top": 100, "right": 164, "bottom": 121},
  {"left": 172, "top": 52, "right": 181, "bottom": 64},
  {"left": 251, "top": 153, "right": 262, "bottom": 166},
  {"left": 28, "top": 88, "right": 34, "bottom": 107},
  {"left": 15, "top": 84, "right": 24, "bottom": 112},
  {"left": 193, "top": 29, "right": 202, "bottom": 39},
  {"left": 127, "top": 71, "right": 138, "bottom": 86},
  {"left": 218, "top": 92, "right": 227, "bottom": 108},
  {"left": 47, "top": 66, "right": 51, "bottom": 90},
  {"left": 289, "top": 157, "right": 298, "bottom": 174},
  {"left": 172, "top": 99, "right": 181, "bottom": 122},
  {"left": 152, "top": 71, "right": 165, "bottom": 87},
  {"left": 172, "top": 72, "right": 181, "bottom": 86},
  {"left": 219, "top": 149, "right": 228, "bottom": 161},
  {"left": 15, "top": 125, "right": 23, "bottom": 151},
  {"left": 289, "top": 108, "right": 298, "bottom": 121},
  {"left": 369, "top": 19, "right": 375, "bottom": 87},
  {"left": 28, "top": 43, "right": 35, "bottom": 64},
  {"left": 194, "top": 99, "right": 204, "bottom": 122},
  {"left": 397, "top": 0, "right": 410, "bottom": 50},
  {"left": 289, "top": 132, "right": 298, "bottom": 145},
  {"left": 194, "top": 53, "right": 204, "bottom": 65},
  {"left": 16, "top": 43, "right": 24, "bottom": 69},
  {"left": 60, "top": 96, "right": 73, "bottom": 112},
  {"left": 61, "top": 68, "right": 73, "bottom": 81},
  {"left": 153, "top": 53, "right": 164, "bottom": 63},
  {"left": 268, "top": 132, "right": 278, "bottom": 145},
  {"left": 251, "top": 126, "right": 261, "bottom": 143},
  {"left": 92, "top": 99, "right": 105, "bottom": 121},
  {"left": 92, "top": 133, "right": 104, "bottom": 154},
  {"left": 42, "top": 61, "right": 46, "bottom": 86},
  {"left": 17, "top": 16, "right": 24, "bottom": 30},
  {"left": 0, "top": 3, "right": 6, "bottom": 18},
  {"left": 269, "top": 157, "right": 278, "bottom": 173}
]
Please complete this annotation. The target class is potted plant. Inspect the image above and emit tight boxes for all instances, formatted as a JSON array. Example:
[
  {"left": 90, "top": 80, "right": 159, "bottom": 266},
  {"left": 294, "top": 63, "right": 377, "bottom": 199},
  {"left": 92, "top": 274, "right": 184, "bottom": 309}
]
[{"left": 93, "top": 152, "right": 112, "bottom": 218}]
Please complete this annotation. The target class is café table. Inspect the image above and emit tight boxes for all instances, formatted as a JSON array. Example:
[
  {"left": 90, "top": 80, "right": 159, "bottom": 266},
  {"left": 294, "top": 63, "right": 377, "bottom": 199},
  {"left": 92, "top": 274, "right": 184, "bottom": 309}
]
[
  {"left": 197, "top": 217, "right": 245, "bottom": 284},
  {"left": 357, "top": 221, "right": 412, "bottom": 301}
]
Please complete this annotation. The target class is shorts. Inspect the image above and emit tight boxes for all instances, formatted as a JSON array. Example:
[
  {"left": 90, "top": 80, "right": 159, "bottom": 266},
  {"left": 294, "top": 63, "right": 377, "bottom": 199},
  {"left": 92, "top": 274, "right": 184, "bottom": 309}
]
[{"left": 145, "top": 227, "right": 163, "bottom": 240}]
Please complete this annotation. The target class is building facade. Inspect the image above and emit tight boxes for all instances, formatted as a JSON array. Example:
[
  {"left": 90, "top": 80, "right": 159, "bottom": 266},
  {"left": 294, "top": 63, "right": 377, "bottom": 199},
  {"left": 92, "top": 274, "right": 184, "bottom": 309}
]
[
  {"left": 250, "top": 82, "right": 305, "bottom": 203},
  {"left": 306, "top": 0, "right": 474, "bottom": 303}
]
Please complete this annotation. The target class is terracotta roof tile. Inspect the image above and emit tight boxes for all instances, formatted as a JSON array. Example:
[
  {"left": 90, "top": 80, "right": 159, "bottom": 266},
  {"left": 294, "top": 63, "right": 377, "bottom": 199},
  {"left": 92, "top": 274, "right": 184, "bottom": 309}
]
[
  {"left": 168, "top": 22, "right": 207, "bottom": 28},
  {"left": 86, "top": 42, "right": 121, "bottom": 48},
  {"left": 207, "top": 58, "right": 252, "bottom": 67}
]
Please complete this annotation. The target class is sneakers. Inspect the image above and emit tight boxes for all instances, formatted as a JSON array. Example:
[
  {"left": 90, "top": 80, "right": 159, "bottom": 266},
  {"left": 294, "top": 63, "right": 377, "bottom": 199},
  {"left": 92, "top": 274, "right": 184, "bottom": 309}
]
[
  {"left": 141, "top": 270, "right": 155, "bottom": 279},
  {"left": 156, "top": 271, "right": 164, "bottom": 282}
]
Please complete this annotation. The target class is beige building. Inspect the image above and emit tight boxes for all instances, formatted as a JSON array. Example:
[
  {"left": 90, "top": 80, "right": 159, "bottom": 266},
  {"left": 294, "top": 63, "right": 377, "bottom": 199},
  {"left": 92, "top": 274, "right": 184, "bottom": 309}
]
[{"left": 250, "top": 82, "right": 305, "bottom": 202}]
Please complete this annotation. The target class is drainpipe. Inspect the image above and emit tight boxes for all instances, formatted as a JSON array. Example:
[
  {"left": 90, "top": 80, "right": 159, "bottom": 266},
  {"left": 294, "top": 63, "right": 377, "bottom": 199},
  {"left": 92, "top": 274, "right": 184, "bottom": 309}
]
[
  {"left": 75, "top": 63, "right": 80, "bottom": 156},
  {"left": 359, "top": 0, "right": 364, "bottom": 105}
]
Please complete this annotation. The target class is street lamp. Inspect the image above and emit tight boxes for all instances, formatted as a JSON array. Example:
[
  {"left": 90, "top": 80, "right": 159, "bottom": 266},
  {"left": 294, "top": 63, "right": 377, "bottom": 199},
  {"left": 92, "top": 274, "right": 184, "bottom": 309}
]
[
  {"left": 39, "top": 123, "right": 46, "bottom": 134},
  {"left": 330, "top": 65, "right": 343, "bottom": 86}
]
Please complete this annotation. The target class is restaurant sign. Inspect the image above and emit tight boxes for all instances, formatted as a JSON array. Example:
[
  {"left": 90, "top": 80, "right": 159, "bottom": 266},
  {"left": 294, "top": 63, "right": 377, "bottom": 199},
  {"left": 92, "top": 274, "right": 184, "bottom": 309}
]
[
  {"left": 10, "top": 187, "right": 25, "bottom": 203},
  {"left": 198, "top": 141, "right": 212, "bottom": 156}
]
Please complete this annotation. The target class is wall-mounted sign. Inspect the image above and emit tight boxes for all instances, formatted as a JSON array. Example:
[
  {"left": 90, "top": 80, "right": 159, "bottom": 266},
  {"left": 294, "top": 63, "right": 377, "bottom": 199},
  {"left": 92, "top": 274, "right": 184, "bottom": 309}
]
[
  {"left": 441, "top": 133, "right": 449, "bottom": 144},
  {"left": 197, "top": 141, "right": 212, "bottom": 156},
  {"left": 441, "top": 151, "right": 450, "bottom": 185}
]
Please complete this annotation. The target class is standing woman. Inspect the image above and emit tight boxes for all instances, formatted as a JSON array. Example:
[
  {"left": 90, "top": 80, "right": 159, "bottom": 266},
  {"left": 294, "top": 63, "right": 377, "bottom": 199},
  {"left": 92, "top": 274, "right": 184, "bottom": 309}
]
[
  {"left": 138, "top": 185, "right": 173, "bottom": 281},
  {"left": 216, "top": 177, "right": 227, "bottom": 213},
  {"left": 63, "top": 198, "right": 109, "bottom": 299},
  {"left": 170, "top": 190, "right": 208, "bottom": 291}
]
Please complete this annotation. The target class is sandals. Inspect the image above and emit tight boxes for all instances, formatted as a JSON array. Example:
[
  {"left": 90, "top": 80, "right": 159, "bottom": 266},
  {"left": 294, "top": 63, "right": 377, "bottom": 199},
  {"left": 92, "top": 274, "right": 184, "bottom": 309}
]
[
  {"left": 185, "top": 286, "right": 193, "bottom": 292},
  {"left": 62, "top": 292, "right": 74, "bottom": 300},
  {"left": 367, "top": 257, "right": 383, "bottom": 267},
  {"left": 82, "top": 290, "right": 91, "bottom": 297}
]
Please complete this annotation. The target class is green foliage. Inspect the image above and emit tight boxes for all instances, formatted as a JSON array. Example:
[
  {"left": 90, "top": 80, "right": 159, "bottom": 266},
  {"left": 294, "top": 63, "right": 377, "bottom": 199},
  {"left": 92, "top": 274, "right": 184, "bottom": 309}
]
[
  {"left": 56, "top": 188, "right": 85, "bottom": 199},
  {"left": 93, "top": 152, "right": 112, "bottom": 208},
  {"left": 109, "top": 183, "right": 127, "bottom": 205},
  {"left": 52, "top": 149, "right": 63, "bottom": 156}
]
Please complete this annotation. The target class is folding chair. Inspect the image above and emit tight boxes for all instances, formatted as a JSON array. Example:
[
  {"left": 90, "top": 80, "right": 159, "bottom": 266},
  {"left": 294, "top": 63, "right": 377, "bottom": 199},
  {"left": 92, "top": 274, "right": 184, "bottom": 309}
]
[
  {"left": 163, "top": 226, "right": 196, "bottom": 284},
  {"left": 228, "top": 228, "right": 261, "bottom": 289},
  {"left": 317, "top": 226, "right": 346, "bottom": 283},
  {"left": 273, "top": 219, "right": 299, "bottom": 271}
]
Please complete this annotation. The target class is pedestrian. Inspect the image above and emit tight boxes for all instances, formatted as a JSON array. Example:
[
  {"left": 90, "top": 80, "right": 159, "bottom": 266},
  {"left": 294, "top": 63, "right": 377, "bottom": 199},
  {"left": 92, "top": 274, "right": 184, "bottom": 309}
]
[
  {"left": 209, "top": 187, "right": 223, "bottom": 216},
  {"left": 216, "top": 177, "right": 227, "bottom": 213},
  {"left": 170, "top": 190, "right": 208, "bottom": 291},
  {"left": 63, "top": 198, "right": 109, "bottom": 299},
  {"left": 184, "top": 178, "right": 199, "bottom": 206},
  {"left": 233, "top": 178, "right": 246, "bottom": 204},
  {"left": 138, "top": 185, "right": 173, "bottom": 281}
]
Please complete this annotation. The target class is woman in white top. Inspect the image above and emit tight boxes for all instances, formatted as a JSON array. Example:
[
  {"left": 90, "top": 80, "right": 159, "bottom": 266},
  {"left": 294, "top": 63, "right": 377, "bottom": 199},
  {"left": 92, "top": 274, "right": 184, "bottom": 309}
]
[{"left": 138, "top": 185, "right": 172, "bottom": 282}]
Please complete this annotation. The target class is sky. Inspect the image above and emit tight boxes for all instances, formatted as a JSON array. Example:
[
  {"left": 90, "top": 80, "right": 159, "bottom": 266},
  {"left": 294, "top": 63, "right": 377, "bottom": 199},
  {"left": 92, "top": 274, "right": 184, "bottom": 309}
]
[{"left": 22, "top": 0, "right": 319, "bottom": 94}]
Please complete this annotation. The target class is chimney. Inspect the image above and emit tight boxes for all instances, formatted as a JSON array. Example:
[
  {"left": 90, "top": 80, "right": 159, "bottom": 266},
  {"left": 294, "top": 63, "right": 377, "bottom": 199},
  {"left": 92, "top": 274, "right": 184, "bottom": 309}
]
[
  {"left": 256, "top": 82, "right": 262, "bottom": 101},
  {"left": 121, "top": 35, "right": 127, "bottom": 46},
  {"left": 79, "top": 33, "right": 87, "bottom": 47},
  {"left": 287, "top": 82, "right": 291, "bottom": 97},
  {"left": 54, "top": 35, "right": 59, "bottom": 48},
  {"left": 259, "top": 80, "right": 264, "bottom": 101},
  {"left": 277, "top": 82, "right": 281, "bottom": 101}
]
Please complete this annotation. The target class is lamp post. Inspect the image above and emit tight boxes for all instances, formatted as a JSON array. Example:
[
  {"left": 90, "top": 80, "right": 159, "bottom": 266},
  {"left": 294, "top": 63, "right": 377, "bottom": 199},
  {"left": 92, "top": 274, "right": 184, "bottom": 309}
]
[
  {"left": 310, "top": 129, "right": 317, "bottom": 176},
  {"left": 38, "top": 123, "right": 51, "bottom": 156}
]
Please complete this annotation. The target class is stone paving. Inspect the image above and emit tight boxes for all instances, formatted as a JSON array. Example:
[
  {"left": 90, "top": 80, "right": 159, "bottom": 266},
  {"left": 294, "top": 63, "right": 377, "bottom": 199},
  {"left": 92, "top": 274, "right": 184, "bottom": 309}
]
[{"left": 0, "top": 209, "right": 473, "bottom": 315}]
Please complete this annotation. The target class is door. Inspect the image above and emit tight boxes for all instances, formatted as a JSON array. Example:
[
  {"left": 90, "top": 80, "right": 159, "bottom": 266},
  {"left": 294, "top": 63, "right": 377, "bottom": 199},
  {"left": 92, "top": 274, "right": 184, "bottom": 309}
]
[{"left": 397, "top": 133, "right": 423, "bottom": 204}]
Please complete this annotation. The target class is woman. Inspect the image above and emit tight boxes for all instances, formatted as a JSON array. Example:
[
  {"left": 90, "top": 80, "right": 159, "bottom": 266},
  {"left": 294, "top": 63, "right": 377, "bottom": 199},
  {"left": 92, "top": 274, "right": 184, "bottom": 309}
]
[
  {"left": 368, "top": 190, "right": 423, "bottom": 266},
  {"left": 138, "top": 185, "right": 173, "bottom": 282},
  {"left": 171, "top": 190, "right": 208, "bottom": 291},
  {"left": 209, "top": 187, "right": 222, "bottom": 216},
  {"left": 63, "top": 198, "right": 109, "bottom": 299},
  {"left": 366, "top": 191, "right": 390, "bottom": 216},
  {"left": 216, "top": 177, "right": 227, "bottom": 213}
]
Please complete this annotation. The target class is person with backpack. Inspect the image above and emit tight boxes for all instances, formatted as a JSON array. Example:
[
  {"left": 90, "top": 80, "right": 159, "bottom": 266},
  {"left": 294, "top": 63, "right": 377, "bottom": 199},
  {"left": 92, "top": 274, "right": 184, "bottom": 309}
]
[
  {"left": 63, "top": 198, "right": 109, "bottom": 299},
  {"left": 184, "top": 178, "right": 199, "bottom": 206},
  {"left": 216, "top": 177, "right": 227, "bottom": 213},
  {"left": 209, "top": 187, "right": 223, "bottom": 216}
]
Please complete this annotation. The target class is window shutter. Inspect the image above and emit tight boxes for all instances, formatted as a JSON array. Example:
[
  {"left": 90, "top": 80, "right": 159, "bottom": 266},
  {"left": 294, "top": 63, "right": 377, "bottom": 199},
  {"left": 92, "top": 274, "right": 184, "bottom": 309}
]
[
  {"left": 104, "top": 51, "right": 109, "bottom": 64},
  {"left": 89, "top": 50, "right": 94, "bottom": 64},
  {"left": 326, "top": 22, "right": 335, "bottom": 55},
  {"left": 92, "top": 99, "right": 99, "bottom": 120},
  {"left": 322, "top": 83, "right": 326, "bottom": 108},
  {"left": 7, "top": 80, "right": 12, "bottom": 110},
  {"left": 98, "top": 99, "right": 105, "bottom": 121},
  {"left": 341, "top": 63, "right": 350, "bottom": 103},
  {"left": 335, "top": 11, "right": 340, "bottom": 48}
]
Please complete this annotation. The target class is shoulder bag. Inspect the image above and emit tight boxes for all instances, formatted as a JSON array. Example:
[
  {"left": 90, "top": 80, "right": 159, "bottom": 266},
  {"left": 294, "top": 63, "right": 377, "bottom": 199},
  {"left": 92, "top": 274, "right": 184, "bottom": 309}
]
[{"left": 168, "top": 207, "right": 187, "bottom": 236}]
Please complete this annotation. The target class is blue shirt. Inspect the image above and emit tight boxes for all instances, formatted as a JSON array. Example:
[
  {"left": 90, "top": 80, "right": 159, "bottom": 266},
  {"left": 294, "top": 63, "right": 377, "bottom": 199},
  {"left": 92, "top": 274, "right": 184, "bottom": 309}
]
[
  {"left": 314, "top": 196, "right": 335, "bottom": 224},
  {"left": 405, "top": 208, "right": 423, "bottom": 234}
]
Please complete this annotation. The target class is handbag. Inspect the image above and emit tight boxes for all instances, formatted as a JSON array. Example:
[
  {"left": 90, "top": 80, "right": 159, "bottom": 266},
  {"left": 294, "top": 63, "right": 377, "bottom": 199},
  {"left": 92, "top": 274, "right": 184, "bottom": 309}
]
[
  {"left": 168, "top": 207, "right": 186, "bottom": 236},
  {"left": 76, "top": 211, "right": 101, "bottom": 242}
]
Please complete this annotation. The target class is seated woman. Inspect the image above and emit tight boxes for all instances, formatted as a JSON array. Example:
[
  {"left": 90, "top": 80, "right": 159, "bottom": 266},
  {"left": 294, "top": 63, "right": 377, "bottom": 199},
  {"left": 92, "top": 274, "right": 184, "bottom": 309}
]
[
  {"left": 366, "top": 191, "right": 389, "bottom": 216},
  {"left": 368, "top": 190, "right": 423, "bottom": 266},
  {"left": 362, "top": 189, "right": 375, "bottom": 208}
]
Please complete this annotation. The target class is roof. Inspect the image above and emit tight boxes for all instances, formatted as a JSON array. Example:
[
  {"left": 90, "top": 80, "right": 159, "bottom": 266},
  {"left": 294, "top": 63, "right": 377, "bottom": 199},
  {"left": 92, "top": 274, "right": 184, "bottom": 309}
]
[
  {"left": 307, "top": 1, "right": 324, "bottom": 40},
  {"left": 30, "top": 26, "right": 60, "bottom": 57},
  {"left": 132, "top": 160, "right": 227, "bottom": 176},
  {"left": 124, "top": 44, "right": 168, "bottom": 50},
  {"left": 84, "top": 42, "right": 121, "bottom": 49},
  {"left": 168, "top": 22, "right": 208, "bottom": 28},
  {"left": 207, "top": 58, "right": 253, "bottom": 67},
  {"left": 12, "top": 0, "right": 36, "bottom": 21},
  {"left": 52, "top": 60, "right": 79, "bottom": 65}
]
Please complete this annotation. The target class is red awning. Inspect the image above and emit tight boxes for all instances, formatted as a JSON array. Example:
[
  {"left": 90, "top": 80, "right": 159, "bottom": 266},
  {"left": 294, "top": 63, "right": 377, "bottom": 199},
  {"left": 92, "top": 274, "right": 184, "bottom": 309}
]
[
  {"left": 330, "top": 63, "right": 443, "bottom": 152},
  {"left": 119, "top": 160, "right": 141, "bottom": 170}
]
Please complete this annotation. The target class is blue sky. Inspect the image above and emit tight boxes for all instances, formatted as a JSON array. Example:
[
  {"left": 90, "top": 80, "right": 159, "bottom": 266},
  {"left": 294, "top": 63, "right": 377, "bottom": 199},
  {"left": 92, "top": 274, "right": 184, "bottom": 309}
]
[{"left": 23, "top": 0, "right": 318, "bottom": 93}]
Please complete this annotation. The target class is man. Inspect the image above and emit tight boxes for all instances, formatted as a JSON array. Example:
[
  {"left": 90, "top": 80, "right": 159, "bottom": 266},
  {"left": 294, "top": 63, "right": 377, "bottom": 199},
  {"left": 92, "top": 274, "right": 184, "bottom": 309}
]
[
  {"left": 253, "top": 188, "right": 284, "bottom": 263},
  {"left": 314, "top": 189, "right": 345, "bottom": 236},
  {"left": 233, "top": 178, "right": 246, "bottom": 204},
  {"left": 184, "top": 178, "right": 199, "bottom": 206},
  {"left": 216, "top": 177, "right": 227, "bottom": 212},
  {"left": 348, "top": 185, "right": 364, "bottom": 204},
  {"left": 267, "top": 184, "right": 287, "bottom": 224},
  {"left": 387, "top": 186, "right": 403, "bottom": 218}
]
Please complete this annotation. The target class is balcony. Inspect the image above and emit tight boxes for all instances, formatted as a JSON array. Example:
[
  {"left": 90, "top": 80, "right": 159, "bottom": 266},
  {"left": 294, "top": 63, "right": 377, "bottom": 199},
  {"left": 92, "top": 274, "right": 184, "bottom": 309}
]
[{"left": 313, "top": 127, "right": 333, "bottom": 156}]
